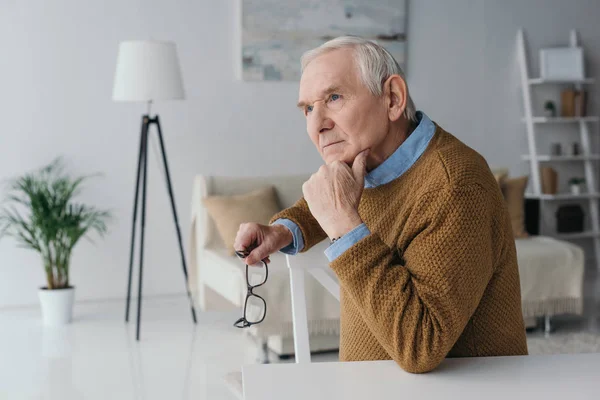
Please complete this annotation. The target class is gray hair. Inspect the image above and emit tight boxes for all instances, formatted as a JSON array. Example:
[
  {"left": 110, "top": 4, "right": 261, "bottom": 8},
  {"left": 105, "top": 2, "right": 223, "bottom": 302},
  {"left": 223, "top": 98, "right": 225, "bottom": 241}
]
[{"left": 301, "top": 36, "right": 417, "bottom": 123}]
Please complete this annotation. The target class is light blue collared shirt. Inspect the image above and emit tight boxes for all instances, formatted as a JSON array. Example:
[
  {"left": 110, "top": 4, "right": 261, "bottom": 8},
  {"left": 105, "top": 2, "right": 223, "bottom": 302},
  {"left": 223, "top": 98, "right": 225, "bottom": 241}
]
[{"left": 273, "top": 111, "right": 436, "bottom": 261}]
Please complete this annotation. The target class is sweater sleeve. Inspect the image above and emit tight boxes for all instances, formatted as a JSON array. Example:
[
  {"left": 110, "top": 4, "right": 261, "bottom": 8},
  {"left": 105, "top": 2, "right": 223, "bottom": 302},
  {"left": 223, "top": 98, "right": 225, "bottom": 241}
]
[
  {"left": 269, "top": 196, "right": 328, "bottom": 253},
  {"left": 329, "top": 184, "right": 496, "bottom": 373}
]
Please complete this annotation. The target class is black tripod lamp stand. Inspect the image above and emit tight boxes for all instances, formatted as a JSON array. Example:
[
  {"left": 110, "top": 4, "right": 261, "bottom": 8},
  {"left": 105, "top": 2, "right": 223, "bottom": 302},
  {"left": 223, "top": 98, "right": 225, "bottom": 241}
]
[{"left": 113, "top": 40, "right": 197, "bottom": 340}]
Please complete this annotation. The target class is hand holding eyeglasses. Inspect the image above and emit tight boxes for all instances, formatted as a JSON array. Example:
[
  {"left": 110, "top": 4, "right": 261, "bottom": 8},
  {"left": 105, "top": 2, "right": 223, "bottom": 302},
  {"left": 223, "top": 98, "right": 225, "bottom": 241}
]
[{"left": 233, "top": 222, "right": 292, "bottom": 266}]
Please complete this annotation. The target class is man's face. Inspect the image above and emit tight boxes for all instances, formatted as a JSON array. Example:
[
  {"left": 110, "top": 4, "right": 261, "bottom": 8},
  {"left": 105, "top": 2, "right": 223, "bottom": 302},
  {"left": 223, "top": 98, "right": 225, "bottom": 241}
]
[{"left": 298, "top": 48, "right": 389, "bottom": 165}]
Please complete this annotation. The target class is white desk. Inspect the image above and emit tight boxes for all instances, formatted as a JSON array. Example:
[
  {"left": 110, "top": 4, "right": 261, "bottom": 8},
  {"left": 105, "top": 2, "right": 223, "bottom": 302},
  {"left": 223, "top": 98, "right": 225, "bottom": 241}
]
[{"left": 243, "top": 353, "right": 600, "bottom": 399}]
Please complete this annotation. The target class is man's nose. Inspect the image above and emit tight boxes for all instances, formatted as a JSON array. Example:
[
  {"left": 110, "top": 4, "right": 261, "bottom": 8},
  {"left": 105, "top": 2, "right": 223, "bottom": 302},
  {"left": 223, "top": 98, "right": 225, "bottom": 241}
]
[
  {"left": 310, "top": 104, "right": 334, "bottom": 134},
  {"left": 318, "top": 117, "right": 334, "bottom": 133}
]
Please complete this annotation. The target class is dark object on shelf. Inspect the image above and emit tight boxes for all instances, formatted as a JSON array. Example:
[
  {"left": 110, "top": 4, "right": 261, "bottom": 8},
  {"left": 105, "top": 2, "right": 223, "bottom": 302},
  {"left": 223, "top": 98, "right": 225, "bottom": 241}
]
[
  {"left": 551, "top": 142, "right": 562, "bottom": 156},
  {"left": 574, "top": 90, "right": 587, "bottom": 117},
  {"left": 525, "top": 199, "right": 540, "bottom": 235},
  {"left": 572, "top": 142, "right": 581, "bottom": 156},
  {"left": 556, "top": 204, "right": 585, "bottom": 233}
]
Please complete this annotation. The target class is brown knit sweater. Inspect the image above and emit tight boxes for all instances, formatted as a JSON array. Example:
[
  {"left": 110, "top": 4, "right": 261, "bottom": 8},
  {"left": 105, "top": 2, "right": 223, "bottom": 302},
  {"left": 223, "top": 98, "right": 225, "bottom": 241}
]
[{"left": 270, "top": 124, "right": 528, "bottom": 373}]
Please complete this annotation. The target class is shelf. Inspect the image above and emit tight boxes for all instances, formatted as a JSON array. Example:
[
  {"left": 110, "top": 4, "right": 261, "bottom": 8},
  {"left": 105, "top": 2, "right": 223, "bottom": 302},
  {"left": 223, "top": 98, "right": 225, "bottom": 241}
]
[
  {"left": 528, "top": 77, "right": 595, "bottom": 85},
  {"left": 525, "top": 192, "right": 600, "bottom": 200},
  {"left": 522, "top": 116, "right": 600, "bottom": 123},
  {"left": 521, "top": 154, "right": 600, "bottom": 162},
  {"left": 554, "top": 231, "right": 600, "bottom": 240}
]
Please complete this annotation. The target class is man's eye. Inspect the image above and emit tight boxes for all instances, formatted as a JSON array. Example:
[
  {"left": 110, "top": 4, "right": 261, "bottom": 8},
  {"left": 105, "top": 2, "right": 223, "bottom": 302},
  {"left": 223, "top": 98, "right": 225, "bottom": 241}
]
[
  {"left": 330, "top": 94, "right": 341, "bottom": 101},
  {"left": 306, "top": 105, "right": 314, "bottom": 113}
]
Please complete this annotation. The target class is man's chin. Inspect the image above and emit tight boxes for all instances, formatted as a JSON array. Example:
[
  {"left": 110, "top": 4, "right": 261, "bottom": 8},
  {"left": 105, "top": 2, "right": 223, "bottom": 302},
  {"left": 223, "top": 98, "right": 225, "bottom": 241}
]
[{"left": 324, "top": 155, "right": 352, "bottom": 165}]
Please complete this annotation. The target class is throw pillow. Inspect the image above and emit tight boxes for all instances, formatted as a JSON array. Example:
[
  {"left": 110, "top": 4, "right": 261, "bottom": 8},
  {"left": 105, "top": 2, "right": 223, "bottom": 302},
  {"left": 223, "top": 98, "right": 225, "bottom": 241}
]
[
  {"left": 503, "top": 176, "right": 529, "bottom": 238},
  {"left": 202, "top": 186, "right": 282, "bottom": 255},
  {"left": 493, "top": 171, "right": 508, "bottom": 187}
]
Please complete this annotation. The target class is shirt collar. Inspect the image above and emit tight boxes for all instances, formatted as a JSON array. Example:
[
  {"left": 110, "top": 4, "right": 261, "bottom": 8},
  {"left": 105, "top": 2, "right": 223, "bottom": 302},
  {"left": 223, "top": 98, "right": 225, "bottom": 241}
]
[{"left": 364, "top": 111, "right": 436, "bottom": 189}]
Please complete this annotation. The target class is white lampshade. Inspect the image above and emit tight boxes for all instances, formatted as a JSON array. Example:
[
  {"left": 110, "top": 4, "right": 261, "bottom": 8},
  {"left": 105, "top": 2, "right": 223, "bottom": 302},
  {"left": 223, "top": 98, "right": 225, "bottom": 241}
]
[{"left": 112, "top": 40, "right": 185, "bottom": 102}]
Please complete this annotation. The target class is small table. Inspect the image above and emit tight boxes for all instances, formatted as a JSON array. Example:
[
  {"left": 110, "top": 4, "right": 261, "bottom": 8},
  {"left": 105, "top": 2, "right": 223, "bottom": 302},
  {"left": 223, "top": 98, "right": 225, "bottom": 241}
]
[{"left": 243, "top": 353, "right": 600, "bottom": 399}]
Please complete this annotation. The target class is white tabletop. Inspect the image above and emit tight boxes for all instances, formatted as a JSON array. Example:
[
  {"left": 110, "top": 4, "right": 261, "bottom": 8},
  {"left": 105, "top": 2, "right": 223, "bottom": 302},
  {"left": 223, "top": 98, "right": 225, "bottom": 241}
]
[{"left": 243, "top": 353, "right": 600, "bottom": 399}]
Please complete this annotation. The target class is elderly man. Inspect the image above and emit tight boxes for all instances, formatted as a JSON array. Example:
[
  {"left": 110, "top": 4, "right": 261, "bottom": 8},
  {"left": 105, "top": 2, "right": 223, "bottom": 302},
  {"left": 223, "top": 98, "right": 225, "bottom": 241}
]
[{"left": 234, "top": 36, "right": 528, "bottom": 373}]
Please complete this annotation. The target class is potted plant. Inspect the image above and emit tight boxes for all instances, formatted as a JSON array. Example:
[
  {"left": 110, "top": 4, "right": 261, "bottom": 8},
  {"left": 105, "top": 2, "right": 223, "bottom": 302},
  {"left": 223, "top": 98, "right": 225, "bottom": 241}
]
[
  {"left": 544, "top": 100, "right": 556, "bottom": 118},
  {"left": 0, "top": 158, "right": 111, "bottom": 325},
  {"left": 568, "top": 177, "right": 586, "bottom": 195}
]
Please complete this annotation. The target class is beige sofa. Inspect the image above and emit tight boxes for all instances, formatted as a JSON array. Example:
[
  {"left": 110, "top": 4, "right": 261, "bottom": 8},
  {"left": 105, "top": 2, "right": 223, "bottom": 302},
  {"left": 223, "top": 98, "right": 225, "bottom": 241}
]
[{"left": 189, "top": 173, "right": 585, "bottom": 357}]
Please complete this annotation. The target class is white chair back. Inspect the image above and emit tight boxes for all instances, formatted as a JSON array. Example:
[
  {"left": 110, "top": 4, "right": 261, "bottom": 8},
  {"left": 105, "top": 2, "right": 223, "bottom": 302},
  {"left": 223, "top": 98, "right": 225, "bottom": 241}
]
[{"left": 285, "top": 240, "right": 340, "bottom": 364}]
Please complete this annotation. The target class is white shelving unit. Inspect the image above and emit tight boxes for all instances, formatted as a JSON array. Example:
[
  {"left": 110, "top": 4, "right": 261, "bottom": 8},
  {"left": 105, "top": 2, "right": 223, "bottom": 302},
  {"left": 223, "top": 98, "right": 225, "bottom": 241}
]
[{"left": 517, "top": 29, "right": 600, "bottom": 269}]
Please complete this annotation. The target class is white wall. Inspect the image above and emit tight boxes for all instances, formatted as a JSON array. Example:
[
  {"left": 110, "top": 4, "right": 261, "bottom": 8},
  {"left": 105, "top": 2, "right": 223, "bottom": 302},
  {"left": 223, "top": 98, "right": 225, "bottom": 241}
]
[
  {"left": 409, "top": 0, "right": 599, "bottom": 173},
  {"left": 1, "top": 0, "right": 599, "bottom": 307}
]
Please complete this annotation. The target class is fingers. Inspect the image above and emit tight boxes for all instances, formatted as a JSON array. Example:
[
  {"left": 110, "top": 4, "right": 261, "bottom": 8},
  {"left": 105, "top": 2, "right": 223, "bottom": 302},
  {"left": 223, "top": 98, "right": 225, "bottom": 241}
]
[
  {"left": 245, "top": 245, "right": 269, "bottom": 266},
  {"left": 246, "top": 253, "right": 270, "bottom": 266},
  {"left": 352, "top": 148, "right": 370, "bottom": 183},
  {"left": 234, "top": 223, "right": 256, "bottom": 253},
  {"left": 234, "top": 222, "right": 273, "bottom": 265}
]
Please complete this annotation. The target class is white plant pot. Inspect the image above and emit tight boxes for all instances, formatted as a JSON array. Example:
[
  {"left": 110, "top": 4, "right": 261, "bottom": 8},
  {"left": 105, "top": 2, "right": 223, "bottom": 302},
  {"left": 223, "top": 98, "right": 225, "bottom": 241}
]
[
  {"left": 38, "top": 286, "right": 75, "bottom": 326},
  {"left": 570, "top": 184, "right": 582, "bottom": 195}
]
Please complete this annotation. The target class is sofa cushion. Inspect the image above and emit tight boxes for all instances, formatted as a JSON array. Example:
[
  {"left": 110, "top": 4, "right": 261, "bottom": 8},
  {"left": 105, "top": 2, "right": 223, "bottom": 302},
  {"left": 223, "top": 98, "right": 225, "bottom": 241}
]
[
  {"left": 503, "top": 176, "right": 529, "bottom": 238},
  {"left": 198, "top": 175, "right": 310, "bottom": 250},
  {"left": 202, "top": 186, "right": 282, "bottom": 255},
  {"left": 493, "top": 171, "right": 508, "bottom": 187}
]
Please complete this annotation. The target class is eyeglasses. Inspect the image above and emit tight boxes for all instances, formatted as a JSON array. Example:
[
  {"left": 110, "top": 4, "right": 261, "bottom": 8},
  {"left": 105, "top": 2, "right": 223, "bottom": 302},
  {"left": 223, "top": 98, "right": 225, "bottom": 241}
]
[{"left": 233, "top": 248, "right": 269, "bottom": 329}]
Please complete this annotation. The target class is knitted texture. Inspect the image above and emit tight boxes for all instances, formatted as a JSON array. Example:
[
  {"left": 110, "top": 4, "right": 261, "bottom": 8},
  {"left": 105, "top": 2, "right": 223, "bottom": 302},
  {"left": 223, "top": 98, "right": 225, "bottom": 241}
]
[{"left": 270, "top": 124, "right": 528, "bottom": 373}]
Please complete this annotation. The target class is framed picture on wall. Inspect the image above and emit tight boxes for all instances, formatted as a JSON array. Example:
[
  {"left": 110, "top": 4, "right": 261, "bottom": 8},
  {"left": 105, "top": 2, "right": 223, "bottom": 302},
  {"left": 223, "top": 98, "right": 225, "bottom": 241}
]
[
  {"left": 539, "top": 47, "right": 584, "bottom": 80},
  {"left": 235, "top": 0, "right": 409, "bottom": 81}
]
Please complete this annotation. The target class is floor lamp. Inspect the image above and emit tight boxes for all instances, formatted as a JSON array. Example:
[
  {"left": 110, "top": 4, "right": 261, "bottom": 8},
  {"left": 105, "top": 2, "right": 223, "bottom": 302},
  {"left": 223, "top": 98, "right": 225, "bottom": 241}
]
[{"left": 112, "top": 40, "right": 197, "bottom": 340}]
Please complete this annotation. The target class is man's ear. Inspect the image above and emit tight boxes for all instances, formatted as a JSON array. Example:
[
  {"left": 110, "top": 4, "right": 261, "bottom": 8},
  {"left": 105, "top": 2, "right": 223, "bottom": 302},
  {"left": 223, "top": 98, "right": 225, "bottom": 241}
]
[{"left": 383, "top": 75, "right": 407, "bottom": 122}]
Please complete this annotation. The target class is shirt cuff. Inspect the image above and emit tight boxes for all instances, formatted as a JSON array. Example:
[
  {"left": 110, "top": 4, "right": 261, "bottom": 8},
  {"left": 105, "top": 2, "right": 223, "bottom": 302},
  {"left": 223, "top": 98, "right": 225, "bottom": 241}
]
[
  {"left": 324, "top": 223, "right": 371, "bottom": 262},
  {"left": 271, "top": 218, "right": 304, "bottom": 255}
]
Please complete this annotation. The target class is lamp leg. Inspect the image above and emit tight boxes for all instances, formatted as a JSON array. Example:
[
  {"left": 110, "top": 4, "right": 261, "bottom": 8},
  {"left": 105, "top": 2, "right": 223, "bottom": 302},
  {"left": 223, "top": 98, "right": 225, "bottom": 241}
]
[
  {"left": 154, "top": 116, "right": 198, "bottom": 324},
  {"left": 136, "top": 120, "right": 150, "bottom": 341},
  {"left": 126, "top": 116, "right": 149, "bottom": 323}
]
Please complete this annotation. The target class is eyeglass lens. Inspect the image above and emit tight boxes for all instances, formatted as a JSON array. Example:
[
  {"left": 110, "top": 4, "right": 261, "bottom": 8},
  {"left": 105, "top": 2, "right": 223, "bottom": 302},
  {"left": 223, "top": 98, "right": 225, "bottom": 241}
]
[{"left": 245, "top": 295, "right": 266, "bottom": 324}]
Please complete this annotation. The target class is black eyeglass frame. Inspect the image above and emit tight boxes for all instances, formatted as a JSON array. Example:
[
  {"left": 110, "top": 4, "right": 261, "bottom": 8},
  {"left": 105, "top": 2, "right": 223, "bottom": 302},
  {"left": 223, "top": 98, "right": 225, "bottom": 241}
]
[{"left": 233, "top": 250, "right": 269, "bottom": 328}]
